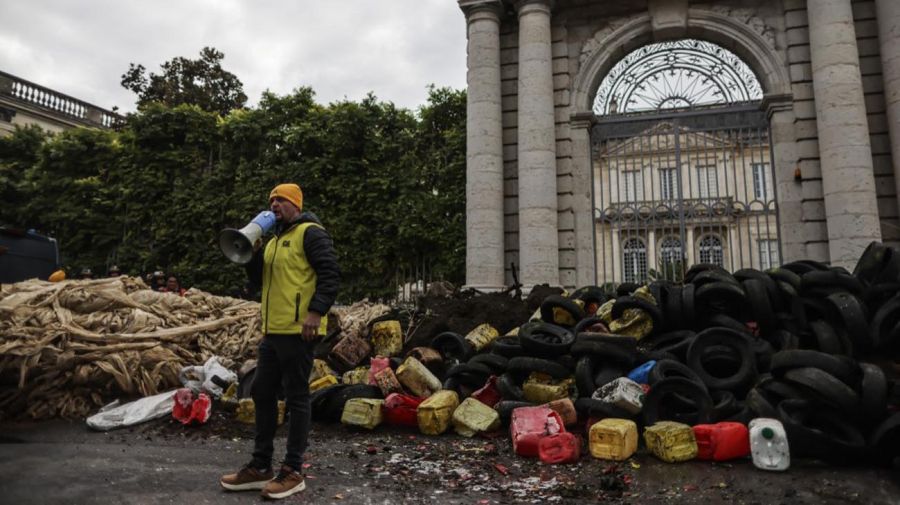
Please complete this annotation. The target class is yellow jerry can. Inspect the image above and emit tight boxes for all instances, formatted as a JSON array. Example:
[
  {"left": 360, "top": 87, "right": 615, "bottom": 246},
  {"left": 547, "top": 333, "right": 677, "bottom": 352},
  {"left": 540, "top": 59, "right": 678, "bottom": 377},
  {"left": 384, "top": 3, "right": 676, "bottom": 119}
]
[
  {"left": 397, "top": 357, "right": 442, "bottom": 398},
  {"left": 522, "top": 373, "right": 574, "bottom": 404},
  {"left": 309, "top": 374, "right": 339, "bottom": 393},
  {"left": 341, "top": 398, "right": 385, "bottom": 429},
  {"left": 644, "top": 421, "right": 698, "bottom": 463},
  {"left": 505, "top": 326, "right": 520, "bottom": 337},
  {"left": 464, "top": 323, "right": 499, "bottom": 352},
  {"left": 371, "top": 320, "right": 403, "bottom": 357},
  {"left": 310, "top": 359, "right": 336, "bottom": 383},
  {"left": 452, "top": 397, "right": 500, "bottom": 437},
  {"left": 589, "top": 418, "right": 638, "bottom": 461},
  {"left": 417, "top": 390, "right": 460, "bottom": 435},
  {"left": 342, "top": 367, "right": 370, "bottom": 385},
  {"left": 552, "top": 299, "right": 585, "bottom": 326},
  {"left": 236, "top": 399, "right": 285, "bottom": 425}
]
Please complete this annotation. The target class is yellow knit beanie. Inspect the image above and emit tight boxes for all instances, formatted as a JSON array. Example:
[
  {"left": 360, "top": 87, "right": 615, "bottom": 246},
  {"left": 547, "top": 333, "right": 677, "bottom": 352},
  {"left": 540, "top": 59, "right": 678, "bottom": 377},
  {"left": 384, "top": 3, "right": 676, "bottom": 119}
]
[{"left": 269, "top": 183, "right": 303, "bottom": 211}]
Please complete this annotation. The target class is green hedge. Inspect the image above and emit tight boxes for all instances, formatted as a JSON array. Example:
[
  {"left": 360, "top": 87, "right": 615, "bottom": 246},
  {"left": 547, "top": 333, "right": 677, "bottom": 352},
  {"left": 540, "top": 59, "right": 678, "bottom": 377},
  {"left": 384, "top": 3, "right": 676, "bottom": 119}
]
[{"left": 0, "top": 87, "right": 466, "bottom": 301}]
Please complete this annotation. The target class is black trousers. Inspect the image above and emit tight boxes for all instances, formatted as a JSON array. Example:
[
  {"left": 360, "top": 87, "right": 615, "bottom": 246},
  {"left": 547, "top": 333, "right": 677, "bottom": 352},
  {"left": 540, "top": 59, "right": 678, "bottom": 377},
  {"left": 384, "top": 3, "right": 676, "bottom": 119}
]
[{"left": 251, "top": 334, "right": 315, "bottom": 471}]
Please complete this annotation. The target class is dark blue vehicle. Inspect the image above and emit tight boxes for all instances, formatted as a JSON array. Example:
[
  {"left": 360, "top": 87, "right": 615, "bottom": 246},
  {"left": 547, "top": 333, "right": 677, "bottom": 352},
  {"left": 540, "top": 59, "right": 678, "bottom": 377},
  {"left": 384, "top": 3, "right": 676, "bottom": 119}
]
[{"left": 0, "top": 227, "right": 60, "bottom": 284}]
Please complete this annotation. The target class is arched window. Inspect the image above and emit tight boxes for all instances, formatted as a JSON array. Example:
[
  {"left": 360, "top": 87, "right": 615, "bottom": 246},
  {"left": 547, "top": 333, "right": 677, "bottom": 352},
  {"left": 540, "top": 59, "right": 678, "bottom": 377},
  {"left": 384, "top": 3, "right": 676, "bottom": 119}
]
[
  {"left": 698, "top": 234, "right": 724, "bottom": 266},
  {"left": 622, "top": 238, "right": 647, "bottom": 284},
  {"left": 658, "top": 236, "right": 683, "bottom": 280},
  {"left": 595, "top": 39, "right": 763, "bottom": 115}
]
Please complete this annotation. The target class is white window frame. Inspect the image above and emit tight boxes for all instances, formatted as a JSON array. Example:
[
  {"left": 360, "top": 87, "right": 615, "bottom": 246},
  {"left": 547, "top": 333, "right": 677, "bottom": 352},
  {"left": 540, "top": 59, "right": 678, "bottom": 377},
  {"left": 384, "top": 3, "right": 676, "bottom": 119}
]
[
  {"left": 659, "top": 167, "right": 677, "bottom": 200},
  {"left": 696, "top": 164, "right": 718, "bottom": 199},
  {"left": 622, "top": 169, "right": 644, "bottom": 202},
  {"left": 622, "top": 237, "right": 647, "bottom": 284},
  {"left": 698, "top": 234, "right": 724, "bottom": 266},
  {"left": 758, "top": 239, "right": 779, "bottom": 270},
  {"left": 752, "top": 162, "right": 769, "bottom": 201}
]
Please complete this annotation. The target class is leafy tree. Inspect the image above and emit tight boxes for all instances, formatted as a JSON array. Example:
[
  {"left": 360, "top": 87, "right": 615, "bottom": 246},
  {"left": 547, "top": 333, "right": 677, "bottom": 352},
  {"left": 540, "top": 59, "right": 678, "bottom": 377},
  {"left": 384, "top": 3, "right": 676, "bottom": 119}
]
[
  {"left": 0, "top": 86, "right": 467, "bottom": 301},
  {"left": 121, "top": 47, "right": 247, "bottom": 115}
]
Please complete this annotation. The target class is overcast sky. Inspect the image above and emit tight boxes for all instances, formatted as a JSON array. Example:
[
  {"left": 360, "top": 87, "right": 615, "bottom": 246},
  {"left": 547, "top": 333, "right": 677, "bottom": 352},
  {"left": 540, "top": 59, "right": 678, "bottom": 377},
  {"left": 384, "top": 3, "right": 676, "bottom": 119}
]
[{"left": 1, "top": 0, "right": 469, "bottom": 113}]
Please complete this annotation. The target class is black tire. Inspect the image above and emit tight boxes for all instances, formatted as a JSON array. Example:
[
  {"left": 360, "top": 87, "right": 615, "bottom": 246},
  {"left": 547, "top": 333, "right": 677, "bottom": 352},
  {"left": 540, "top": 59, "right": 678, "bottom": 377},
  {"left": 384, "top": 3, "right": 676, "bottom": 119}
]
[
  {"left": 495, "top": 400, "right": 535, "bottom": 423},
  {"left": 506, "top": 356, "right": 571, "bottom": 380},
  {"left": 781, "top": 260, "right": 830, "bottom": 275},
  {"left": 648, "top": 359, "right": 706, "bottom": 391},
  {"left": 468, "top": 353, "right": 509, "bottom": 373},
  {"left": 783, "top": 367, "right": 859, "bottom": 413},
  {"left": 859, "top": 362, "right": 888, "bottom": 420},
  {"left": 570, "top": 338, "right": 637, "bottom": 366},
  {"left": 642, "top": 377, "right": 714, "bottom": 426},
  {"left": 868, "top": 294, "right": 900, "bottom": 350},
  {"left": 663, "top": 284, "right": 684, "bottom": 331},
  {"left": 703, "top": 314, "right": 752, "bottom": 336},
  {"left": 801, "top": 270, "right": 864, "bottom": 297},
  {"left": 778, "top": 399, "right": 866, "bottom": 464},
  {"left": 616, "top": 282, "right": 640, "bottom": 297},
  {"left": 745, "top": 388, "right": 778, "bottom": 418},
  {"left": 762, "top": 329, "right": 800, "bottom": 352},
  {"left": 570, "top": 286, "right": 610, "bottom": 312},
  {"left": 490, "top": 335, "right": 524, "bottom": 358},
  {"left": 574, "top": 397, "right": 636, "bottom": 420},
  {"left": 540, "top": 294, "right": 586, "bottom": 327},
  {"left": 689, "top": 268, "right": 737, "bottom": 287},
  {"left": 593, "top": 365, "right": 627, "bottom": 390},
  {"left": 497, "top": 373, "right": 525, "bottom": 401},
  {"left": 868, "top": 412, "right": 900, "bottom": 465},
  {"left": 519, "top": 321, "right": 575, "bottom": 357},
  {"left": 610, "top": 296, "right": 664, "bottom": 335},
  {"left": 684, "top": 263, "right": 728, "bottom": 283},
  {"left": 768, "top": 268, "right": 802, "bottom": 291},
  {"left": 682, "top": 283, "right": 696, "bottom": 329},
  {"left": 808, "top": 319, "right": 843, "bottom": 355},
  {"left": 757, "top": 375, "right": 807, "bottom": 403},
  {"left": 736, "top": 268, "right": 784, "bottom": 309},
  {"left": 710, "top": 389, "right": 741, "bottom": 421},
  {"left": 853, "top": 241, "right": 892, "bottom": 285},
  {"left": 575, "top": 355, "right": 596, "bottom": 398},
  {"left": 639, "top": 330, "right": 695, "bottom": 361},
  {"left": 687, "top": 327, "right": 757, "bottom": 393},
  {"left": 769, "top": 349, "right": 858, "bottom": 386},
  {"left": 743, "top": 278, "right": 777, "bottom": 334},
  {"left": 695, "top": 281, "right": 746, "bottom": 315},
  {"left": 431, "top": 332, "right": 474, "bottom": 362},
  {"left": 825, "top": 292, "right": 870, "bottom": 352},
  {"left": 574, "top": 316, "right": 608, "bottom": 334}
]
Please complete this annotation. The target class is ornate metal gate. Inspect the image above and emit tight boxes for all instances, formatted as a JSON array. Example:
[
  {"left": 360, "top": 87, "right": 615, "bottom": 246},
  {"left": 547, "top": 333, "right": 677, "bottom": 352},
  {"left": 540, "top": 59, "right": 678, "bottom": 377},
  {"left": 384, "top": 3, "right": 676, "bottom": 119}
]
[{"left": 591, "top": 104, "right": 781, "bottom": 285}]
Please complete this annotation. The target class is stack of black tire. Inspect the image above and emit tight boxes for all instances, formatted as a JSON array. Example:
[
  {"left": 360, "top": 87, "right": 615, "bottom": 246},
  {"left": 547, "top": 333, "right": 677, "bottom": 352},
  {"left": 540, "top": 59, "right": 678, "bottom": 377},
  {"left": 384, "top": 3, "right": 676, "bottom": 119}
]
[{"left": 437, "top": 241, "right": 900, "bottom": 466}]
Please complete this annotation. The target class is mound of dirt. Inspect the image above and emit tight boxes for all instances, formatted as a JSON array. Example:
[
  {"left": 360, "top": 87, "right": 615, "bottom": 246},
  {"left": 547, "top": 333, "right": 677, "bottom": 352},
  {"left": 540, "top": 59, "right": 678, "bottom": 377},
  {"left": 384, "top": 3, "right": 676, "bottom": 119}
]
[{"left": 406, "top": 290, "right": 535, "bottom": 349}]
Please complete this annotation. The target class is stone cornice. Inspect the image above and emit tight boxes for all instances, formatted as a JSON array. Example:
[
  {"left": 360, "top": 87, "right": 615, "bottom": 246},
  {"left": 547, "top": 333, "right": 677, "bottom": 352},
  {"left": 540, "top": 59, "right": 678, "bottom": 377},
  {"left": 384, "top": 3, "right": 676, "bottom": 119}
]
[
  {"left": 761, "top": 93, "right": 794, "bottom": 119},
  {"left": 569, "top": 112, "right": 595, "bottom": 130},
  {"left": 458, "top": 0, "right": 505, "bottom": 20},
  {"left": 514, "top": 0, "right": 554, "bottom": 16}
]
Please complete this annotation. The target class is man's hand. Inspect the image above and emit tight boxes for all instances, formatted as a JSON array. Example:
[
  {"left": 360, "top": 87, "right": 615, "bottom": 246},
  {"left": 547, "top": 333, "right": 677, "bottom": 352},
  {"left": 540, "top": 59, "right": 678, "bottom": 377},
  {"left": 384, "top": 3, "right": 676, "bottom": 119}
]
[{"left": 301, "top": 312, "right": 323, "bottom": 341}]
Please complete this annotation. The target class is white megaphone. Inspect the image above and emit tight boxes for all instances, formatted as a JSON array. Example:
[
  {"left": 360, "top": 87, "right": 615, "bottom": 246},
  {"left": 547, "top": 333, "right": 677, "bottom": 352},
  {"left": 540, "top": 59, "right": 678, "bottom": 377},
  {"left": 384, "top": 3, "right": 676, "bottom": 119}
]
[{"left": 219, "top": 211, "right": 277, "bottom": 264}]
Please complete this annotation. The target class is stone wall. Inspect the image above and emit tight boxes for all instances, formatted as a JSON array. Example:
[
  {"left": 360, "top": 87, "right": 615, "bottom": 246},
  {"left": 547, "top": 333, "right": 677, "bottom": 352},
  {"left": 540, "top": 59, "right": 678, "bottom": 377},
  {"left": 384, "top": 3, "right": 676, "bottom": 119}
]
[{"left": 463, "top": 0, "right": 898, "bottom": 289}]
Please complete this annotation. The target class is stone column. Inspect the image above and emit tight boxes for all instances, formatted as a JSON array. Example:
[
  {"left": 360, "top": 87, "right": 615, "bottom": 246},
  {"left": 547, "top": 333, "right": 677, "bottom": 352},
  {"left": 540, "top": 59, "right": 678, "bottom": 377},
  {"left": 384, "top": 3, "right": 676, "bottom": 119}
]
[
  {"left": 807, "top": 0, "right": 881, "bottom": 268},
  {"left": 764, "top": 95, "right": 803, "bottom": 263},
  {"left": 875, "top": 0, "right": 900, "bottom": 215},
  {"left": 685, "top": 227, "right": 695, "bottom": 267},
  {"left": 460, "top": 0, "right": 506, "bottom": 290},
  {"left": 570, "top": 114, "right": 596, "bottom": 287},
  {"left": 515, "top": 0, "right": 559, "bottom": 289}
]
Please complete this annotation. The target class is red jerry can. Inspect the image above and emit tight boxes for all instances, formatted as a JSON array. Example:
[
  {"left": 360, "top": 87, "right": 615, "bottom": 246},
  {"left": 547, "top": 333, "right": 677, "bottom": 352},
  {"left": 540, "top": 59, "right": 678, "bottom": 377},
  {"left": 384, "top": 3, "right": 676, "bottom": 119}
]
[
  {"left": 510, "top": 406, "right": 564, "bottom": 457},
  {"left": 471, "top": 375, "right": 501, "bottom": 408},
  {"left": 383, "top": 393, "right": 424, "bottom": 428},
  {"left": 368, "top": 356, "right": 391, "bottom": 385},
  {"left": 538, "top": 432, "right": 581, "bottom": 464},
  {"left": 172, "top": 388, "right": 194, "bottom": 424},
  {"left": 692, "top": 422, "right": 750, "bottom": 461}
]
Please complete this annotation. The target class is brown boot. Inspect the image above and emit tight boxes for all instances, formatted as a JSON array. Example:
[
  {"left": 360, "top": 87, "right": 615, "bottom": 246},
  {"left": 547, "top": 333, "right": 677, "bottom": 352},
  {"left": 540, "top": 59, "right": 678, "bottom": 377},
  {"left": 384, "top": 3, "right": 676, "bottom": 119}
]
[
  {"left": 261, "top": 465, "right": 306, "bottom": 500},
  {"left": 220, "top": 463, "right": 274, "bottom": 491}
]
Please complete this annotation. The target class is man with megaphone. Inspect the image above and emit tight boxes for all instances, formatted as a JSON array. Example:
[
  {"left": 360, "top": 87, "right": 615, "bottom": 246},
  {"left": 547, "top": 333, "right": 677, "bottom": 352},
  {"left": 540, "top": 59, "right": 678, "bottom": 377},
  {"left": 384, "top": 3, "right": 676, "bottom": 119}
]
[{"left": 220, "top": 182, "right": 339, "bottom": 500}]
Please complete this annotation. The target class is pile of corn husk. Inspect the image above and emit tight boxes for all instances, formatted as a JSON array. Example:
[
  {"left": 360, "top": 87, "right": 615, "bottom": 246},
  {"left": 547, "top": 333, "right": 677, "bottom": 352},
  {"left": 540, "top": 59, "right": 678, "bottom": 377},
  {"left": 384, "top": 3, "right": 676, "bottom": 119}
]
[
  {"left": 331, "top": 300, "right": 391, "bottom": 340},
  {"left": 0, "top": 277, "right": 261, "bottom": 420}
]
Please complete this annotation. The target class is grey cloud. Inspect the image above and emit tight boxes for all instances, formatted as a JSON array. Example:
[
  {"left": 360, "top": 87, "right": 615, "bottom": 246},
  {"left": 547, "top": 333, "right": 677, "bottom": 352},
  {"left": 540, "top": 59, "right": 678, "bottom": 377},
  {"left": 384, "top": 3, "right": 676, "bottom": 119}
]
[{"left": 1, "top": 0, "right": 468, "bottom": 113}]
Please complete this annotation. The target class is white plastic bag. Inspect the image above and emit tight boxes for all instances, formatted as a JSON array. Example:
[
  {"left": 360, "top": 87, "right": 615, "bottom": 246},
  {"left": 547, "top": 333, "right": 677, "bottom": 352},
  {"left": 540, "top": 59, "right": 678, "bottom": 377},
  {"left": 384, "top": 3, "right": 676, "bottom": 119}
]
[
  {"left": 178, "top": 356, "right": 237, "bottom": 398},
  {"left": 86, "top": 390, "right": 177, "bottom": 431}
]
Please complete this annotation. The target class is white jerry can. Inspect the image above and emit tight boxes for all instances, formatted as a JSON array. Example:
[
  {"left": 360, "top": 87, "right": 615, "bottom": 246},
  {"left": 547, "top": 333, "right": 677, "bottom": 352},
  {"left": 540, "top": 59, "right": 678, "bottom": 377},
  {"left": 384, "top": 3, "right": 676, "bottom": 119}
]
[{"left": 749, "top": 418, "right": 790, "bottom": 471}]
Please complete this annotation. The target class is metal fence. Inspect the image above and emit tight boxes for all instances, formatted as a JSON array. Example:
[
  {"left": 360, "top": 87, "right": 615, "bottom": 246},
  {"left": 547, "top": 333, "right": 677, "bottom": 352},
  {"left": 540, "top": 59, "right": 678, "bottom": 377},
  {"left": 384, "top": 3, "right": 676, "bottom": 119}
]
[{"left": 591, "top": 104, "right": 781, "bottom": 285}]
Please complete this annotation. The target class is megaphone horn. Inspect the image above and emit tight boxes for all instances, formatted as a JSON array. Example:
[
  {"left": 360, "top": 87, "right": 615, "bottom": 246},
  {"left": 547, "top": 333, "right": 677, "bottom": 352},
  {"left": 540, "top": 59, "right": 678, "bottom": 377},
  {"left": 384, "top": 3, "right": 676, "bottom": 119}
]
[{"left": 219, "top": 211, "right": 276, "bottom": 265}]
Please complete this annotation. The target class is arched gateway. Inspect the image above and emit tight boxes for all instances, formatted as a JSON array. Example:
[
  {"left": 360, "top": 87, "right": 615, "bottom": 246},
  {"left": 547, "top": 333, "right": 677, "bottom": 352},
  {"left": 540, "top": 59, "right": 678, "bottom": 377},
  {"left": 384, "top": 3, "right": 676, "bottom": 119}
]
[{"left": 459, "top": 0, "right": 900, "bottom": 291}]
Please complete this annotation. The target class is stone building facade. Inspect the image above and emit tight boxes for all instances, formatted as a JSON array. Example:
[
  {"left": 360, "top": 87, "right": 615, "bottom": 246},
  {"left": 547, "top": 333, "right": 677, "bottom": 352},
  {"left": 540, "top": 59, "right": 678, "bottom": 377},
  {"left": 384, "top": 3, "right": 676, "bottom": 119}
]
[
  {"left": 459, "top": 0, "right": 900, "bottom": 291},
  {"left": 0, "top": 70, "right": 121, "bottom": 136}
]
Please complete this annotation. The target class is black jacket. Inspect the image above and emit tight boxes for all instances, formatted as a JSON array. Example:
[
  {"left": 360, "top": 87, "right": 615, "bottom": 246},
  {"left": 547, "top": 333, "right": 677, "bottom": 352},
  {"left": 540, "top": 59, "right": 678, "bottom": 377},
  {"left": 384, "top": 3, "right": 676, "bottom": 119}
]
[{"left": 246, "top": 211, "right": 340, "bottom": 315}]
